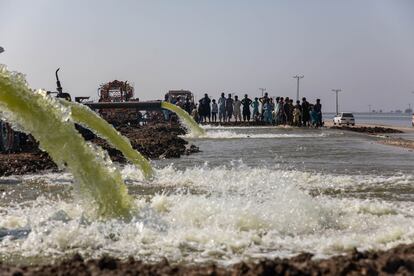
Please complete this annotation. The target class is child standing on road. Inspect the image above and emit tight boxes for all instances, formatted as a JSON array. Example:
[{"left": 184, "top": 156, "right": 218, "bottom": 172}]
[{"left": 211, "top": 99, "right": 218, "bottom": 122}]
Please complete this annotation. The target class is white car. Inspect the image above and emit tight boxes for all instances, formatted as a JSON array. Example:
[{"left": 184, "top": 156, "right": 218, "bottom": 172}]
[{"left": 333, "top": 113, "right": 355, "bottom": 126}]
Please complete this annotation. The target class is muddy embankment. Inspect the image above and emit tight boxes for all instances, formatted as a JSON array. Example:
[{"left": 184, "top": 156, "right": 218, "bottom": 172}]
[
  {"left": 2, "top": 243, "right": 414, "bottom": 275},
  {"left": 330, "top": 125, "right": 414, "bottom": 150},
  {"left": 329, "top": 125, "right": 404, "bottom": 134},
  {"left": 377, "top": 138, "right": 414, "bottom": 150},
  {"left": 0, "top": 123, "right": 199, "bottom": 177}
]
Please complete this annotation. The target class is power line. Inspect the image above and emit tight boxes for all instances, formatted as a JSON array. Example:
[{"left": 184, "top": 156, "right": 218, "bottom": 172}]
[
  {"left": 332, "top": 89, "right": 342, "bottom": 114},
  {"left": 293, "top": 75, "right": 304, "bottom": 101}
]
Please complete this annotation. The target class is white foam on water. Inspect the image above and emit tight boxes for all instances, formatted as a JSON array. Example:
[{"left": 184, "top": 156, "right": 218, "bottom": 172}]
[
  {"left": 184, "top": 130, "right": 329, "bottom": 139},
  {"left": 18, "top": 172, "right": 74, "bottom": 186},
  {"left": 202, "top": 125, "right": 282, "bottom": 130},
  {"left": 1, "top": 164, "right": 414, "bottom": 264}
]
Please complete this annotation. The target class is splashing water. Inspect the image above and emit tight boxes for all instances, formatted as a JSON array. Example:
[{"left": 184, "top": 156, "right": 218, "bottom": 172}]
[
  {"left": 0, "top": 65, "right": 133, "bottom": 218},
  {"left": 161, "top": 101, "right": 205, "bottom": 137},
  {"left": 185, "top": 130, "right": 329, "bottom": 139},
  {"left": 60, "top": 100, "right": 154, "bottom": 179},
  {"left": 2, "top": 164, "right": 414, "bottom": 264}
]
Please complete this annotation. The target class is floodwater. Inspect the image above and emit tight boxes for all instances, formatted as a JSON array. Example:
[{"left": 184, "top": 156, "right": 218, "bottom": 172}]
[{"left": 1, "top": 126, "right": 414, "bottom": 265}]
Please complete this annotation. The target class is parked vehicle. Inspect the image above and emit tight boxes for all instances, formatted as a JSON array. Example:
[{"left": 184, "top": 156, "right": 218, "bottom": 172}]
[
  {"left": 163, "top": 90, "right": 195, "bottom": 121},
  {"left": 166, "top": 90, "right": 194, "bottom": 105},
  {"left": 333, "top": 112, "right": 355, "bottom": 126}
]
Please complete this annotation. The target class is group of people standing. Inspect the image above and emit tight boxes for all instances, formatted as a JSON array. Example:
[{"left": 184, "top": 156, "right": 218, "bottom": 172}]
[
  {"left": 186, "top": 92, "right": 323, "bottom": 127},
  {"left": 269, "top": 95, "right": 323, "bottom": 127}
]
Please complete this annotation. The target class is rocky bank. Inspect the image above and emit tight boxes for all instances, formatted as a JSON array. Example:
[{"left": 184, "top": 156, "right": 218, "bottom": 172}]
[
  {"left": 2, "top": 243, "right": 414, "bottom": 275},
  {"left": 0, "top": 123, "right": 199, "bottom": 177}
]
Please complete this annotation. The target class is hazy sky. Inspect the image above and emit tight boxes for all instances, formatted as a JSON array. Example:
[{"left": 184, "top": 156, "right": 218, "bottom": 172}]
[{"left": 1, "top": 0, "right": 413, "bottom": 112}]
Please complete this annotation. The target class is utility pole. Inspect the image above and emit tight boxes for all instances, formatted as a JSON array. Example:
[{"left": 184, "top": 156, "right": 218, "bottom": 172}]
[
  {"left": 259, "top": 88, "right": 266, "bottom": 97},
  {"left": 293, "top": 75, "right": 304, "bottom": 101},
  {"left": 332, "top": 89, "right": 342, "bottom": 115}
]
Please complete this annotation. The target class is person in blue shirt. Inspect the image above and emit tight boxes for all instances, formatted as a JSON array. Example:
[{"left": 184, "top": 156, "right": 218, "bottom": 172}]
[
  {"left": 251, "top": 97, "right": 260, "bottom": 121},
  {"left": 263, "top": 99, "right": 273, "bottom": 124}
]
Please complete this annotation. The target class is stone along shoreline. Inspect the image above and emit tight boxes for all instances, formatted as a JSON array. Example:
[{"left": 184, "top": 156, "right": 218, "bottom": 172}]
[{"left": 0, "top": 123, "right": 199, "bottom": 177}]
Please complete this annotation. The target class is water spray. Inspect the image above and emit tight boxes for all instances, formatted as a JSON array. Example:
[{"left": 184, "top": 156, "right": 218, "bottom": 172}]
[
  {"left": 60, "top": 100, "right": 154, "bottom": 179},
  {"left": 161, "top": 101, "right": 205, "bottom": 137},
  {"left": 0, "top": 65, "right": 134, "bottom": 219}
]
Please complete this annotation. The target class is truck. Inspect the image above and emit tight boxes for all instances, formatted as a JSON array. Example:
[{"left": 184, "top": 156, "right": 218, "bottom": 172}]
[
  {"left": 165, "top": 90, "right": 194, "bottom": 106},
  {"left": 96, "top": 80, "right": 142, "bottom": 125}
]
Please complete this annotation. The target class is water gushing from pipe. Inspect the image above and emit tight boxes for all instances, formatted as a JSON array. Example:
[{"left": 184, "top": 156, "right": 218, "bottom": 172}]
[
  {"left": 60, "top": 100, "right": 154, "bottom": 179},
  {"left": 161, "top": 102, "right": 205, "bottom": 137},
  {"left": 0, "top": 66, "right": 133, "bottom": 219}
]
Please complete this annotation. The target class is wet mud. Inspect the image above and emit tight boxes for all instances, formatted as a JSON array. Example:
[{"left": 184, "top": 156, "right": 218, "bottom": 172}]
[
  {"left": 330, "top": 125, "right": 404, "bottom": 134},
  {"left": 329, "top": 125, "right": 414, "bottom": 150},
  {"left": 2, "top": 243, "right": 414, "bottom": 275},
  {"left": 87, "top": 123, "right": 199, "bottom": 161},
  {"left": 0, "top": 123, "right": 199, "bottom": 176},
  {"left": 378, "top": 137, "right": 414, "bottom": 151},
  {"left": 0, "top": 152, "right": 57, "bottom": 177}
]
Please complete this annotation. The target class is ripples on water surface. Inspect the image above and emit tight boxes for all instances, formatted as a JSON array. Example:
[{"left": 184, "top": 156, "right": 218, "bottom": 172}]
[{"left": 1, "top": 127, "right": 414, "bottom": 265}]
